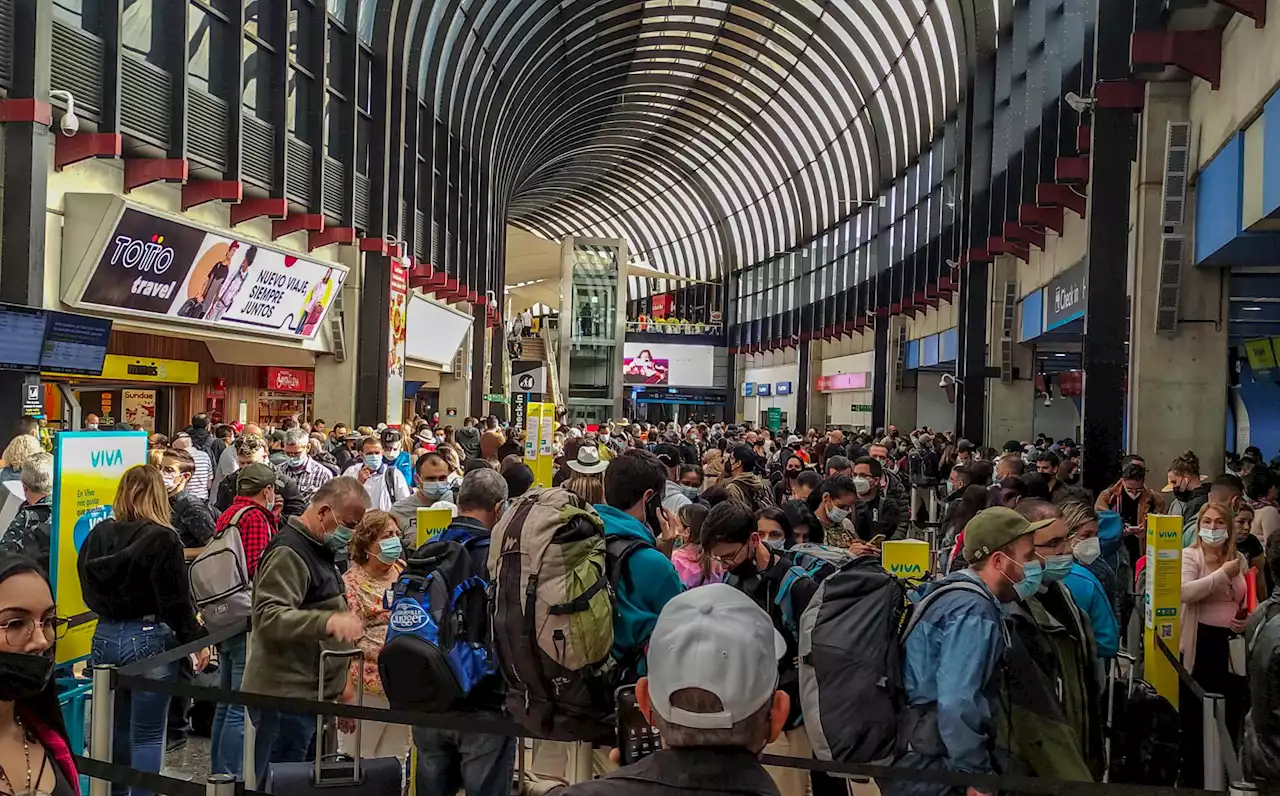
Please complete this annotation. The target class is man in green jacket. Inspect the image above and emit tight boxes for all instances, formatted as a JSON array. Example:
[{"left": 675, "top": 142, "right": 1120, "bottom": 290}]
[{"left": 242, "top": 475, "right": 369, "bottom": 783}]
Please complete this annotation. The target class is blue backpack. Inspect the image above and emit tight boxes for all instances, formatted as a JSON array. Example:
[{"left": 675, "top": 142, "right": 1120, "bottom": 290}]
[{"left": 378, "top": 533, "right": 495, "bottom": 711}]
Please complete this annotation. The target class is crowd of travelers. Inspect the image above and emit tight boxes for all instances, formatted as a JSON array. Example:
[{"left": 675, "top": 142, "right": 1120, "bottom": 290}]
[{"left": 2, "top": 411, "right": 1280, "bottom": 795}]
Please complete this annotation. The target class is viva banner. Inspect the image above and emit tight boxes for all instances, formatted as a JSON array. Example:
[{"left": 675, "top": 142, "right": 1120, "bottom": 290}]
[
  {"left": 1145, "top": 513, "right": 1184, "bottom": 709},
  {"left": 51, "top": 431, "right": 148, "bottom": 663},
  {"left": 386, "top": 259, "right": 409, "bottom": 427}
]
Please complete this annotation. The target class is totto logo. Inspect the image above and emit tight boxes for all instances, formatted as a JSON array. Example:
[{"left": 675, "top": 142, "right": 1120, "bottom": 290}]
[{"left": 109, "top": 233, "right": 176, "bottom": 275}]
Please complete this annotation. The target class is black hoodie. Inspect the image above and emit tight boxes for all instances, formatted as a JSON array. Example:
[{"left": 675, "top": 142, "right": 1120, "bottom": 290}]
[{"left": 78, "top": 518, "right": 205, "bottom": 645}]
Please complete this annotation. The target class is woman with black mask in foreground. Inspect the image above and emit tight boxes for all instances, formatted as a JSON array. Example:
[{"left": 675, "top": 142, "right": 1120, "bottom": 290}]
[{"left": 0, "top": 554, "right": 78, "bottom": 795}]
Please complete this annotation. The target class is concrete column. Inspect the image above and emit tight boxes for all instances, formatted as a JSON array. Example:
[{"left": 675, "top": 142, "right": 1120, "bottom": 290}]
[
  {"left": 986, "top": 256, "right": 1035, "bottom": 445},
  {"left": 313, "top": 249, "right": 361, "bottom": 426},
  {"left": 885, "top": 316, "right": 917, "bottom": 432},
  {"left": 799, "top": 341, "right": 828, "bottom": 433},
  {"left": 733, "top": 353, "right": 747, "bottom": 423},
  {"left": 1129, "top": 83, "right": 1227, "bottom": 477}
]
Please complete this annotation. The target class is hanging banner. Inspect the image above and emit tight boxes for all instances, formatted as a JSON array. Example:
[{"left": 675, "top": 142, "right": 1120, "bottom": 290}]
[
  {"left": 50, "top": 431, "right": 148, "bottom": 663},
  {"left": 121, "top": 389, "right": 156, "bottom": 431},
  {"left": 386, "top": 259, "right": 409, "bottom": 427}
]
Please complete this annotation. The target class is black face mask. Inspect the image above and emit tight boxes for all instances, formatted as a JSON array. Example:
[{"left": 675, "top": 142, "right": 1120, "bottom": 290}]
[
  {"left": 786, "top": 468, "right": 802, "bottom": 479},
  {"left": 0, "top": 651, "right": 53, "bottom": 701}
]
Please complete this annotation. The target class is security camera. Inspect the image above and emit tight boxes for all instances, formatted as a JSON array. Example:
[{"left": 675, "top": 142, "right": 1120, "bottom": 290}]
[
  {"left": 49, "top": 90, "right": 78, "bottom": 136},
  {"left": 1064, "top": 91, "right": 1096, "bottom": 114},
  {"left": 946, "top": 258, "right": 961, "bottom": 271},
  {"left": 939, "top": 373, "right": 961, "bottom": 389}
]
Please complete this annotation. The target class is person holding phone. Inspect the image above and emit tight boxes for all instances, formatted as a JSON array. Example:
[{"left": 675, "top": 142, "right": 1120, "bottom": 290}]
[{"left": 558, "top": 584, "right": 789, "bottom": 796}]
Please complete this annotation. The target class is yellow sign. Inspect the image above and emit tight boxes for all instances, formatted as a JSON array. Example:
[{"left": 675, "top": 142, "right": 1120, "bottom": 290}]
[
  {"left": 882, "top": 539, "right": 931, "bottom": 581},
  {"left": 51, "top": 354, "right": 200, "bottom": 384},
  {"left": 1245, "top": 339, "right": 1277, "bottom": 372},
  {"left": 51, "top": 431, "right": 149, "bottom": 663},
  {"left": 1145, "top": 513, "right": 1184, "bottom": 709},
  {"left": 414, "top": 507, "right": 455, "bottom": 547}
]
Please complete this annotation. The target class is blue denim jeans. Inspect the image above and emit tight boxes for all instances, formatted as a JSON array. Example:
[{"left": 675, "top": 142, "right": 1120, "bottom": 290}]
[
  {"left": 413, "top": 716, "right": 516, "bottom": 796},
  {"left": 91, "top": 619, "right": 179, "bottom": 796},
  {"left": 250, "top": 709, "right": 316, "bottom": 788},
  {"left": 210, "top": 632, "right": 248, "bottom": 777}
]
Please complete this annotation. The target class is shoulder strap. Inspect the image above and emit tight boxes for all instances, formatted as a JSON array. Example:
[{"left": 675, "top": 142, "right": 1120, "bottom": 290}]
[
  {"left": 902, "top": 580, "right": 992, "bottom": 640},
  {"left": 606, "top": 536, "right": 652, "bottom": 595},
  {"left": 775, "top": 565, "right": 812, "bottom": 634}
]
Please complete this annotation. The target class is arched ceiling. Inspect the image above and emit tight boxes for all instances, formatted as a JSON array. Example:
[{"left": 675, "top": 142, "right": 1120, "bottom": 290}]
[{"left": 363, "top": 0, "right": 1003, "bottom": 284}]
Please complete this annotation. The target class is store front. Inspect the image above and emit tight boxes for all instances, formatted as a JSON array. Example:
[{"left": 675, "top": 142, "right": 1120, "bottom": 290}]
[
  {"left": 259, "top": 367, "right": 316, "bottom": 428},
  {"left": 40, "top": 353, "right": 200, "bottom": 433}
]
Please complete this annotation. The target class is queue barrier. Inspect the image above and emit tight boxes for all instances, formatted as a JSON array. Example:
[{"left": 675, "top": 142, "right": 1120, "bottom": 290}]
[
  {"left": 73, "top": 619, "right": 1258, "bottom": 796},
  {"left": 1154, "top": 635, "right": 1247, "bottom": 792}
]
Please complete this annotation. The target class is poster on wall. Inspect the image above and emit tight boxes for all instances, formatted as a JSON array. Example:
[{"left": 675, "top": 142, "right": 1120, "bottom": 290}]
[
  {"left": 623, "top": 349, "right": 670, "bottom": 385},
  {"left": 75, "top": 208, "right": 346, "bottom": 341},
  {"left": 386, "top": 259, "right": 409, "bottom": 427},
  {"left": 121, "top": 389, "right": 156, "bottom": 431},
  {"left": 50, "top": 431, "right": 148, "bottom": 663}
]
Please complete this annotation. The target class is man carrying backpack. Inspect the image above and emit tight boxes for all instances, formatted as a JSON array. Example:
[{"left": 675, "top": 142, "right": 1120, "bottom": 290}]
[
  {"left": 886, "top": 507, "right": 1053, "bottom": 796},
  {"left": 207, "top": 463, "right": 280, "bottom": 778},
  {"left": 702, "top": 501, "right": 818, "bottom": 796},
  {"left": 594, "top": 449, "right": 684, "bottom": 676},
  {"left": 412, "top": 469, "right": 516, "bottom": 796}
]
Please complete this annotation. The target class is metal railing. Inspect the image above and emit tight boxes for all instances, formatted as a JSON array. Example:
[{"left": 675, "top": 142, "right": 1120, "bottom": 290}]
[{"left": 625, "top": 320, "right": 723, "bottom": 335}]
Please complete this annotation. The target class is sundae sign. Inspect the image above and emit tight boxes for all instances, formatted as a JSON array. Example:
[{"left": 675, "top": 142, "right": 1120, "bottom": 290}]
[{"left": 74, "top": 207, "right": 346, "bottom": 341}]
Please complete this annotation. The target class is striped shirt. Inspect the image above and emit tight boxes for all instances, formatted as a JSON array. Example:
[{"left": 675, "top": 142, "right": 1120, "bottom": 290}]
[
  {"left": 276, "top": 456, "right": 334, "bottom": 502},
  {"left": 187, "top": 447, "right": 213, "bottom": 502}
]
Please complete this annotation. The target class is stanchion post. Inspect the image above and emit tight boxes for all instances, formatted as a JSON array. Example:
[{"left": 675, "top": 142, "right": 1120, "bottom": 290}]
[
  {"left": 89, "top": 665, "right": 116, "bottom": 796},
  {"left": 206, "top": 774, "right": 236, "bottom": 796},
  {"left": 570, "top": 741, "right": 592, "bottom": 784},
  {"left": 1204, "top": 693, "right": 1226, "bottom": 791},
  {"left": 243, "top": 707, "right": 257, "bottom": 789}
]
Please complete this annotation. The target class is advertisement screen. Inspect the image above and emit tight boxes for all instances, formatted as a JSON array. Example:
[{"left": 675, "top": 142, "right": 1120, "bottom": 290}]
[
  {"left": 623, "top": 342, "right": 716, "bottom": 387},
  {"left": 77, "top": 208, "right": 346, "bottom": 340}
]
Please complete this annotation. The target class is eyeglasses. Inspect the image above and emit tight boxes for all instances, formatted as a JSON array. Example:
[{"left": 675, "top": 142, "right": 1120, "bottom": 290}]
[
  {"left": 0, "top": 615, "right": 68, "bottom": 647},
  {"left": 711, "top": 544, "right": 748, "bottom": 566}
]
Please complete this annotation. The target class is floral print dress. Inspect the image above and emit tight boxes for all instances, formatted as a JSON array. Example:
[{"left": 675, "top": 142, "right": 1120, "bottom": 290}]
[{"left": 343, "top": 562, "right": 403, "bottom": 697}]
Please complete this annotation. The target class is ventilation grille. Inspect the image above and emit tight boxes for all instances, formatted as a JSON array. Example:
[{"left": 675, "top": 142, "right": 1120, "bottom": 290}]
[
  {"left": 0, "top": 0, "right": 15, "bottom": 88},
  {"left": 1156, "top": 234, "right": 1186, "bottom": 337},
  {"left": 322, "top": 157, "right": 345, "bottom": 221},
  {"left": 1162, "top": 121, "right": 1192, "bottom": 228},
  {"left": 284, "top": 135, "right": 312, "bottom": 204},
  {"left": 431, "top": 220, "right": 441, "bottom": 265},
  {"left": 187, "top": 89, "right": 228, "bottom": 169},
  {"left": 242, "top": 114, "right": 275, "bottom": 187},
  {"left": 353, "top": 172, "right": 371, "bottom": 231},
  {"left": 893, "top": 323, "right": 907, "bottom": 392},
  {"left": 452, "top": 340, "right": 466, "bottom": 374},
  {"left": 415, "top": 209, "right": 427, "bottom": 259},
  {"left": 445, "top": 230, "right": 454, "bottom": 272},
  {"left": 328, "top": 285, "right": 346, "bottom": 363},
  {"left": 120, "top": 54, "right": 170, "bottom": 145},
  {"left": 50, "top": 22, "right": 103, "bottom": 116},
  {"left": 1000, "top": 279, "right": 1017, "bottom": 385}
]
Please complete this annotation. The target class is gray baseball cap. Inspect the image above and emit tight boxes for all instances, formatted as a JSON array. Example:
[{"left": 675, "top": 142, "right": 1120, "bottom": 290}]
[{"left": 646, "top": 583, "right": 785, "bottom": 730}]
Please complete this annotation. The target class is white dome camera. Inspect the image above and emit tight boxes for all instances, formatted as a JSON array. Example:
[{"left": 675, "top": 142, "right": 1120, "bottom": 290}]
[{"left": 48, "top": 90, "right": 78, "bottom": 136}]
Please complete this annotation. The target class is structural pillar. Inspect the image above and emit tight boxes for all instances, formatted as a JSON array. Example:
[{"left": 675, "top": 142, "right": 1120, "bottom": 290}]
[
  {"left": 1081, "top": 0, "right": 1138, "bottom": 493},
  {"left": 885, "top": 316, "right": 917, "bottom": 432},
  {"left": 871, "top": 320, "right": 889, "bottom": 432},
  {"left": 985, "top": 256, "right": 1035, "bottom": 445},
  {"left": 957, "top": 261, "right": 989, "bottom": 443},
  {"left": 796, "top": 339, "right": 828, "bottom": 433},
  {"left": 312, "top": 249, "right": 362, "bottom": 426},
  {"left": 0, "top": 0, "right": 52, "bottom": 426},
  {"left": 1129, "top": 83, "right": 1226, "bottom": 478}
]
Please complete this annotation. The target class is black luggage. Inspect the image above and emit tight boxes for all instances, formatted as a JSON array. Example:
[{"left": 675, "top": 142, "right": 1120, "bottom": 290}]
[
  {"left": 1106, "top": 658, "right": 1179, "bottom": 786},
  {"left": 262, "top": 649, "right": 403, "bottom": 796}
]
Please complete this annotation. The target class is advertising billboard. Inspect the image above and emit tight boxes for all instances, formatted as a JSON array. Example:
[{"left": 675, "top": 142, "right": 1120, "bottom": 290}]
[
  {"left": 622, "top": 342, "right": 716, "bottom": 387},
  {"left": 73, "top": 207, "right": 346, "bottom": 341}
]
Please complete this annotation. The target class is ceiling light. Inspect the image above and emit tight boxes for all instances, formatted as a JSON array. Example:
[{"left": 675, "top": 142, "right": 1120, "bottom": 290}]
[
  {"left": 1243, "top": 306, "right": 1263, "bottom": 312},
  {"left": 1055, "top": 353, "right": 1066, "bottom": 357}
]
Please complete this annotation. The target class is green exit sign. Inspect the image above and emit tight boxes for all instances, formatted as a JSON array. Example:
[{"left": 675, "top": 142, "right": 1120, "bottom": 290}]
[
  {"left": 485, "top": 394, "right": 509, "bottom": 404},
  {"left": 851, "top": 404, "right": 873, "bottom": 412}
]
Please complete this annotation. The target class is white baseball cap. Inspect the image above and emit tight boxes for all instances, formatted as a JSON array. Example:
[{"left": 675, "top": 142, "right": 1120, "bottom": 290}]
[{"left": 646, "top": 583, "right": 785, "bottom": 730}]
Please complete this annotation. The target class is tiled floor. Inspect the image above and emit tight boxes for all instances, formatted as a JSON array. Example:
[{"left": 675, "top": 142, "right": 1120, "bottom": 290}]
[{"left": 162, "top": 735, "right": 211, "bottom": 784}]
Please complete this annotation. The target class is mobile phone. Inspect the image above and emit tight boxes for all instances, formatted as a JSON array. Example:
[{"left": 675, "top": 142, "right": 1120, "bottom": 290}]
[
  {"left": 869, "top": 534, "right": 886, "bottom": 548},
  {"left": 615, "top": 685, "right": 660, "bottom": 765}
]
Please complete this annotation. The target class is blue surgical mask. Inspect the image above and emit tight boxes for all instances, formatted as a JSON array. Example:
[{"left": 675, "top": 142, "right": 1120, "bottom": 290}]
[
  {"left": 1042, "top": 553, "right": 1074, "bottom": 583},
  {"left": 326, "top": 525, "right": 353, "bottom": 550},
  {"left": 827, "top": 505, "right": 850, "bottom": 524},
  {"left": 286, "top": 455, "right": 305, "bottom": 468},
  {"left": 364, "top": 454, "right": 382, "bottom": 470},
  {"left": 1199, "top": 527, "right": 1228, "bottom": 545},
  {"left": 421, "top": 482, "right": 452, "bottom": 501},
  {"left": 377, "top": 537, "right": 403, "bottom": 564},
  {"left": 679, "top": 484, "right": 700, "bottom": 500},
  {"left": 1007, "top": 557, "right": 1045, "bottom": 601}
]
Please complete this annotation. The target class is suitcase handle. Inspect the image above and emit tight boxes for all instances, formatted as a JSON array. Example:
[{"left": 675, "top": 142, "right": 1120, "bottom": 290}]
[{"left": 318, "top": 648, "right": 363, "bottom": 784}]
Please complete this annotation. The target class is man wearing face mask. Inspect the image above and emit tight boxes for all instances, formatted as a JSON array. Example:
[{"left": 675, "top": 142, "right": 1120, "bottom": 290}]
[
  {"left": 702, "top": 501, "right": 818, "bottom": 796},
  {"left": 344, "top": 437, "right": 411, "bottom": 511},
  {"left": 84, "top": 413, "right": 100, "bottom": 431},
  {"left": 1002, "top": 500, "right": 1102, "bottom": 779},
  {"left": 389, "top": 452, "right": 455, "bottom": 551},
  {"left": 809, "top": 475, "right": 871, "bottom": 550},
  {"left": 242, "top": 476, "right": 370, "bottom": 780},
  {"left": 276, "top": 428, "right": 333, "bottom": 503},
  {"left": 209, "top": 463, "right": 281, "bottom": 777},
  {"left": 1056, "top": 498, "right": 1120, "bottom": 659},
  {"left": 853, "top": 457, "right": 904, "bottom": 541},
  {"left": 379, "top": 428, "right": 415, "bottom": 488},
  {"left": 1096, "top": 461, "right": 1162, "bottom": 566},
  {"left": 886, "top": 507, "right": 1056, "bottom": 796},
  {"left": 653, "top": 444, "right": 693, "bottom": 516},
  {"left": 214, "top": 434, "right": 307, "bottom": 519},
  {"left": 161, "top": 448, "right": 216, "bottom": 549}
]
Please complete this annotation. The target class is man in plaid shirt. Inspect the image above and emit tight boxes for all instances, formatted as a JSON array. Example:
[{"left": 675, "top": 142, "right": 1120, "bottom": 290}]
[
  {"left": 276, "top": 428, "right": 333, "bottom": 502},
  {"left": 209, "top": 462, "right": 280, "bottom": 778}
]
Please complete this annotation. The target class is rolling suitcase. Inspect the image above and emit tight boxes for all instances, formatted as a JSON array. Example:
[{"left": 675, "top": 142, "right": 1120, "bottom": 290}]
[{"left": 260, "top": 649, "right": 403, "bottom": 796}]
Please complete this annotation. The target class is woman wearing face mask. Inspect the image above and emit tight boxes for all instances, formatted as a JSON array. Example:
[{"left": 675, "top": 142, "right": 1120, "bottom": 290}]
[
  {"left": 1233, "top": 503, "right": 1270, "bottom": 602},
  {"left": 755, "top": 506, "right": 794, "bottom": 550},
  {"left": 772, "top": 455, "right": 806, "bottom": 505},
  {"left": 1054, "top": 500, "right": 1119, "bottom": 659},
  {"left": 1181, "top": 502, "right": 1249, "bottom": 786},
  {"left": 78, "top": 465, "right": 209, "bottom": 796},
  {"left": 337, "top": 511, "right": 409, "bottom": 759},
  {"left": 0, "top": 554, "right": 79, "bottom": 796},
  {"left": 677, "top": 464, "right": 704, "bottom": 498}
]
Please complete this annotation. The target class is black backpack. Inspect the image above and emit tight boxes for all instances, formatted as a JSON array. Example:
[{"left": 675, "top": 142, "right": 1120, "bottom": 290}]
[{"left": 1107, "top": 677, "right": 1180, "bottom": 785}]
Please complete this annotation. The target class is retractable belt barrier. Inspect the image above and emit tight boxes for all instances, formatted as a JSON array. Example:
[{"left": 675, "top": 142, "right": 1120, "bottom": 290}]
[
  {"left": 83, "top": 626, "right": 1237, "bottom": 796},
  {"left": 1156, "top": 635, "right": 1247, "bottom": 789}
]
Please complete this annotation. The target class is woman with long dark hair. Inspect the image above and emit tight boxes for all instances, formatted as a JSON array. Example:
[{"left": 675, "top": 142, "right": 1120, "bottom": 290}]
[
  {"left": 0, "top": 554, "right": 78, "bottom": 795},
  {"left": 773, "top": 455, "right": 806, "bottom": 505}
]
